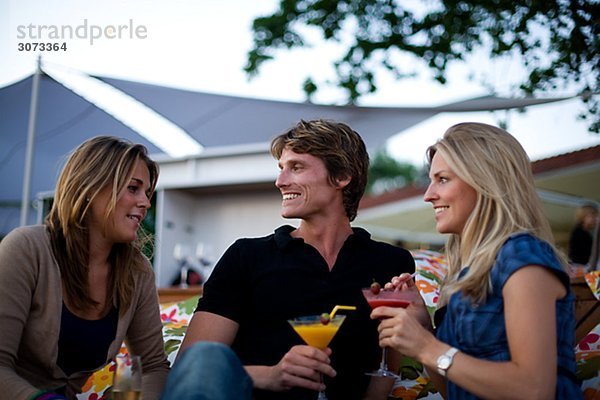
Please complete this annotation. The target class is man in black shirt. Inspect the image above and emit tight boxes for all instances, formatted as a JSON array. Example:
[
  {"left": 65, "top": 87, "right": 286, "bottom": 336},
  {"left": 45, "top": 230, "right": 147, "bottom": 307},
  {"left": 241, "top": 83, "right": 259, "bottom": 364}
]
[{"left": 165, "top": 120, "right": 423, "bottom": 400}]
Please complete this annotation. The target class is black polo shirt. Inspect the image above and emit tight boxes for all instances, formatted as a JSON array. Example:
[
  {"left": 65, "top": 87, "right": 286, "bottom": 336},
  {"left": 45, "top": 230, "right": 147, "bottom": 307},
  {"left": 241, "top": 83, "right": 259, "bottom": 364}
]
[{"left": 196, "top": 225, "right": 415, "bottom": 400}]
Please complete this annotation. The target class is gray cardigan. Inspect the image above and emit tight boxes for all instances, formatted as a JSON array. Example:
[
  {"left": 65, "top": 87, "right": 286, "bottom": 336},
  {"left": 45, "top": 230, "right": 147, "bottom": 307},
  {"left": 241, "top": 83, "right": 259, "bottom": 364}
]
[{"left": 0, "top": 225, "right": 169, "bottom": 400}]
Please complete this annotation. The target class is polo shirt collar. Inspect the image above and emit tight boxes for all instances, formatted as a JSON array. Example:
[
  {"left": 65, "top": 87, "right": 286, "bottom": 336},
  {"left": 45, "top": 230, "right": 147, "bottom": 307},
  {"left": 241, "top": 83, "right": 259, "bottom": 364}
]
[
  {"left": 274, "top": 225, "right": 297, "bottom": 249},
  {"left": 274, "top": 225, "right": 371, "bottom": 250}
]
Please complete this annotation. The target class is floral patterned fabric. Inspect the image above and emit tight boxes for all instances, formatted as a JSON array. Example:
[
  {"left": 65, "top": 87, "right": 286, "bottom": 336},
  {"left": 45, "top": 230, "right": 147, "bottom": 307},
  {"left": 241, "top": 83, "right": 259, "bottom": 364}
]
[
  {"left": 585, "top": 271, "right": 600, "bottom": 301},
  {"left": 78, "top": 251, "right": 599, "bottom": 399},
  {"left": 577, "top": 323, "right": 600, "bottom": 400},
  {"left": 160, "top": 296, "right": 199, "bottom": 366},
  {"left": 578, "top": 271, "right": 600, "bottom": 400},
  {"left": 411, "top": 250, "right": 446, "bottom": 311}
]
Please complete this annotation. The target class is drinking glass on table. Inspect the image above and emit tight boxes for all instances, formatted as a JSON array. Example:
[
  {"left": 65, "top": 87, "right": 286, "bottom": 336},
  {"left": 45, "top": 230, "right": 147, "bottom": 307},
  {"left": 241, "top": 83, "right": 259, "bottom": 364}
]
[
  {"left": 362, "top": 286, "right": 417, "bottom": 378},
  {"left": 112, "top": 354, "right": 142, "bottom": 400}
]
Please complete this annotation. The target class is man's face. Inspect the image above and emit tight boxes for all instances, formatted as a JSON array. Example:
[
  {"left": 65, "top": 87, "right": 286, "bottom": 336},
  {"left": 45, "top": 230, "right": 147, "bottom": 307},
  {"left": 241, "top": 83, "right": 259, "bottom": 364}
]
[{"left": 275, "top": 148, "right": 344, "bottom": 221}]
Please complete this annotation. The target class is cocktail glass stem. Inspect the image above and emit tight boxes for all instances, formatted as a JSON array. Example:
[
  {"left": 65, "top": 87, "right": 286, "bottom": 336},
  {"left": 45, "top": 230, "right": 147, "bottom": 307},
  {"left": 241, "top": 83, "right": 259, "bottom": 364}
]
[
  {"left": 366, "top": 335, "right": 400, "bottom": 378},
  {"left": 379, "top": 347, "right": 388, "bottom": 371},
  {"left": 317, "top": 372, "right": 327, "bottom": 400}
]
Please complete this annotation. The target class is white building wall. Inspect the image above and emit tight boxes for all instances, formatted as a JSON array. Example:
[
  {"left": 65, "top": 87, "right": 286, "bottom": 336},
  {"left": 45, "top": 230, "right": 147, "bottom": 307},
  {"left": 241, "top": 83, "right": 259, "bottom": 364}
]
[
  {"left": 154, "top": 189, "right": 198, "bottom": 286},
  {"left": 153, "top": 146, "right": 293, "bottom": 286},
  {"left": 154, "top": 186, "right": 298, "bottom": 287}
]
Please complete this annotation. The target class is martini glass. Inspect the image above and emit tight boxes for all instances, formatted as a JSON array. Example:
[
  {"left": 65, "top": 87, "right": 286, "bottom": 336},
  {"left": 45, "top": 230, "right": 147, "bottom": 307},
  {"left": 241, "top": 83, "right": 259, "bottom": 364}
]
[
  {"left": 288, "top": 315, "right": 346, "bottom": 400},
  {"left": 362, "top": 288, "right": 416, "bottom": 378}
]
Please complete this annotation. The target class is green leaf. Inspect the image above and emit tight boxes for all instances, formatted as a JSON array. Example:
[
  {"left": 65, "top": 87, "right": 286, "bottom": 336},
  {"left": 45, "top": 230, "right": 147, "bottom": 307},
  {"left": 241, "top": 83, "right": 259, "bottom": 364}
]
[
  {"left": 399, "top": 356, "right": 424, "bottom": 380},
  {"left": 164, "top": 326, "right": 188, "bottom": 336},
  {"left": 164, "top": 339, "right": 181, "bottom": 354},
  {"left": 178, "top": 295, "right": 201, "bottom": 314},
  {"left": 576, "top": 355, "right": 600, "bottom": 381}
]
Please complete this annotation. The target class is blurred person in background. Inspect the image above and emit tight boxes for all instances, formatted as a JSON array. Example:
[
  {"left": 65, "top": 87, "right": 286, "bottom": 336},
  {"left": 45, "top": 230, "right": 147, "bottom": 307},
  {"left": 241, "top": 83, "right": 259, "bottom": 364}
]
[{"left": 568, "top": 203, "right": 599, "bottom": 266}]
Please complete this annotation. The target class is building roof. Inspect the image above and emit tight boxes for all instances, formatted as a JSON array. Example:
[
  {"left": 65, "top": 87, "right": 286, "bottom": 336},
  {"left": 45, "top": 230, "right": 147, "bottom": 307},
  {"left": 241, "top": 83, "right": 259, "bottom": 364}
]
[{"left": 0, "top": 69, "right": 574, "bottom": 235}]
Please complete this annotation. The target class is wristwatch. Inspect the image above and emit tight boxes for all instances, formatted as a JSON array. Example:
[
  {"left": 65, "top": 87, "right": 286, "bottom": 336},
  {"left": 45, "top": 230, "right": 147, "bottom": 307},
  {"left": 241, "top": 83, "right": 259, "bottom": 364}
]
[{"left": 436, "top": 347, "right": 459, "bottom": 377}]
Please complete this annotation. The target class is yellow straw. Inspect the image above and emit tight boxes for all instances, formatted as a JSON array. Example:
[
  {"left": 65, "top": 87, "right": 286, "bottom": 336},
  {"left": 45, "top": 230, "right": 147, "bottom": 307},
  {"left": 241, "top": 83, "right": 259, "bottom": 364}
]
[{"left": 329, "top": 305, "right": 357, "bottom": 319}]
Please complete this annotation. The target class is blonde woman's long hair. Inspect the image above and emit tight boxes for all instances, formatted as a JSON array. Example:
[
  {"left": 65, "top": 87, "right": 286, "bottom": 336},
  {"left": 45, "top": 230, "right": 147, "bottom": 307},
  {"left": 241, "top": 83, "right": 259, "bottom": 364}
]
[
  {"left": 45, "top": 136, "right": 159, "bottom": 314},
  {"left": 430, "top": 123, "right": 566, "bottom": 305}
]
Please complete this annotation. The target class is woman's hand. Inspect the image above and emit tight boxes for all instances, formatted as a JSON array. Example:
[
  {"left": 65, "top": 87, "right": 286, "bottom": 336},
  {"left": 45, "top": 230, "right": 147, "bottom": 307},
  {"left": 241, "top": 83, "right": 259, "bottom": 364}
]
[
  {"left": 384, "top": 273, "right": 433, "bottom": 330},
  {"left": 384, "top": 272, "right": 415, "bottom": 291},
  {"left": 371, "top": 306, "right": 437, "bottom": 362}
]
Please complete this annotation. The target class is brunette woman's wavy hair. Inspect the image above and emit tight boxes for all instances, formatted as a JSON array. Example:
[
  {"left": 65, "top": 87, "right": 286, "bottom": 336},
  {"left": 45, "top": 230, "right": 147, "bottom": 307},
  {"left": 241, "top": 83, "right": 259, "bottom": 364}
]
[
  {"left": 429, "top": 123, "right": 567, "bottom": 305},
  {"left": 271, "top": 119, "right": 369, "bottom": 221},
  {"left": 45, "top": 136, "right": 159, "bottom": 314}
]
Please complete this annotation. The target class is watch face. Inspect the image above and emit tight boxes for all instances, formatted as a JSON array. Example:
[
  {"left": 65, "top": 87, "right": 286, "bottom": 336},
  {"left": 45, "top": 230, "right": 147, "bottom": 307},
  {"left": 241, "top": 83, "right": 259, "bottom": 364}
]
[{"left": 439, "top": 355, "right": 451, "bottom": 369}]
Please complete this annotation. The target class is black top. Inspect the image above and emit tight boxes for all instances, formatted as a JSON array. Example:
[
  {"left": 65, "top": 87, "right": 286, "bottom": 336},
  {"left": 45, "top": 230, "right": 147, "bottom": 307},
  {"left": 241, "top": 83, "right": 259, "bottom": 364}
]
[
  {"left": 433, "top": 305, "right": 447, "bottom": 332},
  {"left": 569, "top": 224, "right": 593, "bottom": 265},
  {"left": 197, "top": 225, "right": 415, "bottom": 400},
  {"left": 57, "top": 303, "right": 118, "bottom": 376}
]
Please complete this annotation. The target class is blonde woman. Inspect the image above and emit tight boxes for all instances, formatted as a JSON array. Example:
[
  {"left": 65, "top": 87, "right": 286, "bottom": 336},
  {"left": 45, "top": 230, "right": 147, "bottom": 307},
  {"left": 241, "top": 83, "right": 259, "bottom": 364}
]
[
  {"left": 373, "top": 123, "right": 582, "bottom": 399},
  {"left": 0, "top": 137, "right": 169, "bottom": 400}
]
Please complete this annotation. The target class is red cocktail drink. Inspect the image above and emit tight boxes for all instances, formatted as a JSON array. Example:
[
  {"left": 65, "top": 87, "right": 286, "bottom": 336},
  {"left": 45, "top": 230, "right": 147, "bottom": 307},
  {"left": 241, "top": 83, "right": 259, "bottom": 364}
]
[
  {"left": 362, "top": 286, "right": 417, "bottom": 378},
  {"left": 362, "top": 288, "right": 415, "bottom": 310}
]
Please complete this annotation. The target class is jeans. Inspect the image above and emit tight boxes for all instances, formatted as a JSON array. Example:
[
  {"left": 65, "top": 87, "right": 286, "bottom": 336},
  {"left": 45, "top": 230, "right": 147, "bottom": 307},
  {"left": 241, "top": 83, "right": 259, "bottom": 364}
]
[{"left": 160, "top": 342, "right": 253, "bottom": 400}]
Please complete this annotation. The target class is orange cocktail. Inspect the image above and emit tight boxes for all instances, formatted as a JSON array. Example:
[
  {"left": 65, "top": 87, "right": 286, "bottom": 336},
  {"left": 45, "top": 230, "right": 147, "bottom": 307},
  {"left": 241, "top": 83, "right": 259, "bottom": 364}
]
[{"left": 289, "top": 316, "right": 346, "bottom": 349}]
